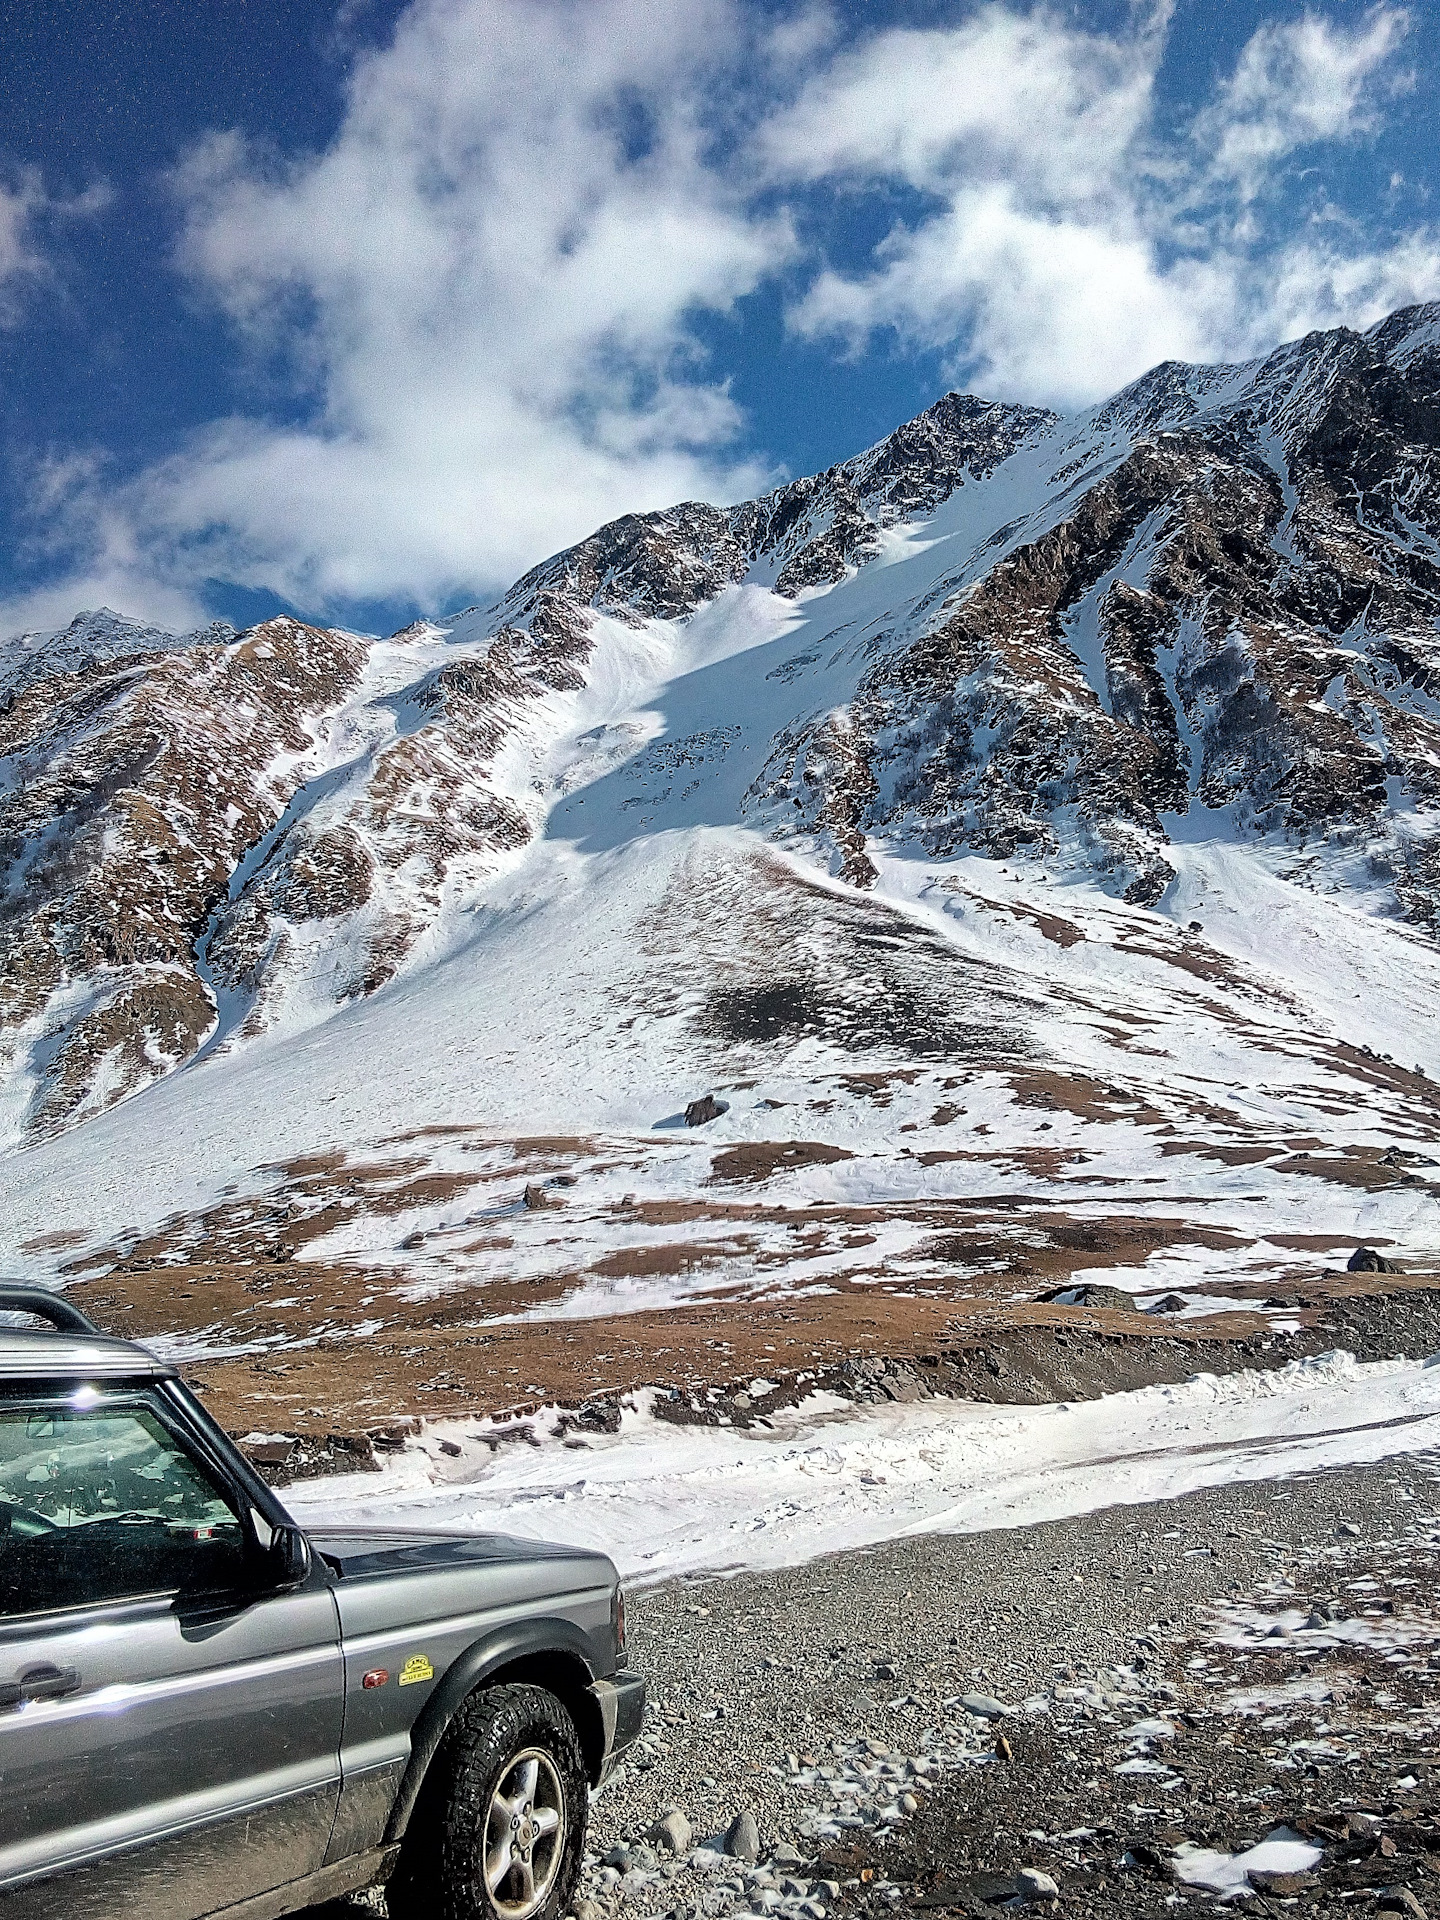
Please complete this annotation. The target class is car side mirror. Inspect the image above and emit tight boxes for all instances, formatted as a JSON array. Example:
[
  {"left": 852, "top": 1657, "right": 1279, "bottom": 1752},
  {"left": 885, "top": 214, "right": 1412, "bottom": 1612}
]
[
  {"left": 271, "top": 1525, "right": 313, "bottom": 1587},
  {"left": 247, "top": 1509, "right": 313, "bottom": 1588}
]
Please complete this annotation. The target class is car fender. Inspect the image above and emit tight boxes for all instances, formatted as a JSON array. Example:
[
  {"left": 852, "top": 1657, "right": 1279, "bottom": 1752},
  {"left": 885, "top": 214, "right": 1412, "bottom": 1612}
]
[{"left": 385, "top": 1615, "right": 600, "bottom": 1842}]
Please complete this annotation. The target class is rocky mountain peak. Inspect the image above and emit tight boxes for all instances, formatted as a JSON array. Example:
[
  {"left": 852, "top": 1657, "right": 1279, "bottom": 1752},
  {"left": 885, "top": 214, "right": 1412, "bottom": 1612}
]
[
  {"left": 4, "top": 306, "right": 1440, "bottom": 1142},
  {"left": 0, "top": 606, "right": 238, "bottom": 706}
]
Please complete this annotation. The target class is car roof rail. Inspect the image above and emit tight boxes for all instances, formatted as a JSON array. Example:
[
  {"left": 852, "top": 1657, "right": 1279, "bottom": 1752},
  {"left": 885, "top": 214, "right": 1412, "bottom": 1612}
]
[{"left": 0, "top": 1285, "right": 100, "bottom": 1335}]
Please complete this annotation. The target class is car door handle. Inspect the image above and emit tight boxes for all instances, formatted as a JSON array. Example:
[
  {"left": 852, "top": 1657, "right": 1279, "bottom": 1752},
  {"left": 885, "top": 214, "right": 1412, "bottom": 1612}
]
[{"left": 14, "top": 1664, "right": 82, "bottom": 1705}]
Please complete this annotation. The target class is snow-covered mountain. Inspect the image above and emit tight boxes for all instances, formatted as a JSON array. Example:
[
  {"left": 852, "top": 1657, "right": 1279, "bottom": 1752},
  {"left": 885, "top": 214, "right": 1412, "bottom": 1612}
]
[
  {"left": 0, "top": 606, "right": 237, "bottom": 706},
  {"left": 7, "top": 308, "right": 1440, "bottom": 1145},
  {"left": 4, "top": 308, "right": 1440, "bottom": 1394}
]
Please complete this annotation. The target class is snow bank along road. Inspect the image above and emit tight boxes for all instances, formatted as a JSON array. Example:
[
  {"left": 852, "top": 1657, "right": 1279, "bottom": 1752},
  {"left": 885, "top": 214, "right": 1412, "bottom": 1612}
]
[{"left": 287, "top": 1348, "right": 1440, "bottom": 1584}]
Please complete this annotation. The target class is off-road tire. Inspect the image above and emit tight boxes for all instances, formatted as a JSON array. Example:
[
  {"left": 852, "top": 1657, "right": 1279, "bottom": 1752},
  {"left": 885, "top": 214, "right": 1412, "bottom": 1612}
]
[{"left": 387, "top": 1683, "right": 588, "bottom": 1920}]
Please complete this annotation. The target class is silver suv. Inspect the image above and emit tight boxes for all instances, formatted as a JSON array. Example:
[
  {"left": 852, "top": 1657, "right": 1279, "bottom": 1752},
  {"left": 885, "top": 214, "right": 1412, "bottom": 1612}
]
[{"left": 0, "top": 1287, "right": 644, "bottom": 1920}]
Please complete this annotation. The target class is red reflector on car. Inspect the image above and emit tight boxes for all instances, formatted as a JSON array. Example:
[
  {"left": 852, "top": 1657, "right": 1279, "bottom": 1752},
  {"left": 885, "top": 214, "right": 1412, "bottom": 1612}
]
[{"left": 362, "top": 1669, "right": 390, "bottom": 1689}]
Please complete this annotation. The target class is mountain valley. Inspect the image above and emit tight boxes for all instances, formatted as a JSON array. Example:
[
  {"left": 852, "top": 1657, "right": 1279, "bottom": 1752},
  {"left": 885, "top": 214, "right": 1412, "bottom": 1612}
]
[{"left": 4, "top": 306, "right": 1440, "bottom": 1451}]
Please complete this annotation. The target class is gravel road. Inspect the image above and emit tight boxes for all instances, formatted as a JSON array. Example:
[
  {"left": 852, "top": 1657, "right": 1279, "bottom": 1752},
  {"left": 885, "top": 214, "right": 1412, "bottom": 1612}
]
[
  {"left": 317, "top": 1450, "right": 1440, "bottom": 1918},
  {"left": 577, "top": 1452, "right": 1440, "bottom": 1918}
]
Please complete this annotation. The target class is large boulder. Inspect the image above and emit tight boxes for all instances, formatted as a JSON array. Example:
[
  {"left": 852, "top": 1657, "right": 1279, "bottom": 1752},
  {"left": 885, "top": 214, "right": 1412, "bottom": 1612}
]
[
  {"left": 651, "top": 1810, "right": 692, "bottom": 1855},
  {"left": 1039, "top": 1282, "right": 1140, "bottom": 1312},
  {"left": 1347, "top": 1245, "right": 1403, "bottom": 1274}
]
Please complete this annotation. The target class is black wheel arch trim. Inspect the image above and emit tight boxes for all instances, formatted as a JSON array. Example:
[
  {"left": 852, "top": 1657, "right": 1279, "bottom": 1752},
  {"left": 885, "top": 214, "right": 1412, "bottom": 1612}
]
[{"left": 385, "top": 1616, "right": 604, "bottom": 1842}]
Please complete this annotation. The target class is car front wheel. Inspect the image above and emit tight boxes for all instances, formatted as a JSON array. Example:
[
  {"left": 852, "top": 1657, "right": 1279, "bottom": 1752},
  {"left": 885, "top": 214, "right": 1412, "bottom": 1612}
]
[{"left": 388, "top": 1684, "right": 588, "bottom": 1920}]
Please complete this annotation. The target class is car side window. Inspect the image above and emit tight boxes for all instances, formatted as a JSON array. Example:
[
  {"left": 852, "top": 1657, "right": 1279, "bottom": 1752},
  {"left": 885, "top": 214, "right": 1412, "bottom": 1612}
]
[{"left": 0, "top": 1392, "right": 250, "bottom": 1616}]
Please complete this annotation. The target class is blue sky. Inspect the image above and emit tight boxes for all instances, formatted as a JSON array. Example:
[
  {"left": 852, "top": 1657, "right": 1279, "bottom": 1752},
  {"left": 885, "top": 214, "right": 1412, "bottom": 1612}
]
[{"left": 2, "top": 0, "right": 1438, "bottom": 638}]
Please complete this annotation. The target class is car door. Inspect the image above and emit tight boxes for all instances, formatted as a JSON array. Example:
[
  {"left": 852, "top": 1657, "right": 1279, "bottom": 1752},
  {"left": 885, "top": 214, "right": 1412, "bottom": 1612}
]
[{"left": 0, "top": 1382, "right": 344, "bottom": 1919}]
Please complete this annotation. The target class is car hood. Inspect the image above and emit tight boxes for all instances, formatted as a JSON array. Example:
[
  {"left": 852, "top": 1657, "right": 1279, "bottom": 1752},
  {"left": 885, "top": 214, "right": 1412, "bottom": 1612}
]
[{"left": 305, "top": 1524, "right": 617, "bottom": 1585}]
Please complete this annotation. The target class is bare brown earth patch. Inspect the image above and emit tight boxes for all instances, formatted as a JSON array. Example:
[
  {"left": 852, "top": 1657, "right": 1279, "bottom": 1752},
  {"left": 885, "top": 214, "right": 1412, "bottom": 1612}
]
[
  {"left": 835, "top": 1072, "right": 924, "bottom": 1107},
  {"left": 71, "top": 1276, "right": 1270, "bottom": 1446},
  {"left": 1110, "top": 931, "right": 1293, "bottom": 995},
  {"left": 1155, "top": 1140, "right": 1440, "bottom": 1189},
  {"left": 585, "top": 1242, "right": 758, "bottom": 1280},
  {"left": 1260, "top": 1229, "right": 1396, "bottom": 1251},
  {"left": 1005, "top": 1067, "right": 1196, "bottom": 1130},
  {"left": 63, "top": 1194, "right": 1400, "bottom": 1455},
  {"left": 709, "top": 1142, "right": 856, "bottom": 1182},
  {"left": 47, "top": 1105, "right": 1440, "bottom": 1477},
  {"left": 1158, "top": 1139, "right": 1278, "bottom": 1164},
  {"left": 1180, "top": 1267, "right": 1440, "bottom": 1305},
  {"left": 963, "top": 891, "right": 1087, "bottom": 949}
]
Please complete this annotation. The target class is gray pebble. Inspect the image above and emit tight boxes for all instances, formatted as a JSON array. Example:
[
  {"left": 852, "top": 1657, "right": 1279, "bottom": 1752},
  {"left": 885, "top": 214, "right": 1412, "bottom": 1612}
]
[
  {"left": 1015, "top": 1866, "right": 1060, "bottom": 1899},
  {"left": 726, "top": 1811, "right": 761, "bottom": 1863},
  {"left": 653, "top": 1810, "right": 693, "bottom": 1855}
]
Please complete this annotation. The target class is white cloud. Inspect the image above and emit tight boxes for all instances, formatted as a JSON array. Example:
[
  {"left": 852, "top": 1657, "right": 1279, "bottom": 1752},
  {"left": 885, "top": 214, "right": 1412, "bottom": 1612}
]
[
  {"left": 760, "top": 5, "right": 1162, "bottom": 206},
  {"left": 1199, "top": 7, "right": 1412, "bottom": 200},
  {"left": 794, "top": 188, "right": 1224, "bottom": 409},
  {"left": 0, "top": 172, "right": 111, "bottom": 326},
  {"left": 1251, "top": 227, "right": 1440, "bottom": 343},
  {"left": 0, "top": 450, "right": 213, "bottom": 640},
  {"left": 14, "top": 0, "right": 1440, "bottom": 631},
  {"left": 43, "top": 0, "right": 791, "bottom": 616},
  {"left": 0, "top": 571, "right": 212, "bottom": 645},
  {"left": 775, "top": 2, "right": 1435, "bottom": 410},
  {"left": 0, "top": 172, "right": 58, "bottom": 323},
  {"left": 0, "top": 179, "right": 41, "bottom": 303},
  {"left": 768, "top": 2, "right": 1189, "bottom": 401}
]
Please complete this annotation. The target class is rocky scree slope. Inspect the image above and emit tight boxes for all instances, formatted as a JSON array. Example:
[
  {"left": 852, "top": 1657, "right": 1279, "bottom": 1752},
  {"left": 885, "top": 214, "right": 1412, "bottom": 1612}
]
[{"left": 3, "top": 309, "right": 1440, "bottom": 1140}]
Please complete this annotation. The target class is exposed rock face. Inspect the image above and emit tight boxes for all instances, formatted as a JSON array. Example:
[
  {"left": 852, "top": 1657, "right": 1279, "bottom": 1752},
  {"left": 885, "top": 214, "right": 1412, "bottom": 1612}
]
[
  {"left": 749, "top": 319, "right": 1440, "bottom": 904},
  {"left": 1040, "top": 1283, "right": 1141, "bottom": 1313},
  {"left": 203, "top": 620, "right": 558, "bottom": 1028},
  {"left": 0, "top": 607, "right": 236, "bottom": 705},
  {"left": 490, "top": 309, "right": 1440, "bottom": 913},
  {"left": 498, "top": 392, "right": 1055, "bottom": 622},
  {"left": 0, "top": 618, "right": 368, "bottom": 1132},
  {"left": 5, "top": 306, "right": 1440, "bottom": 1139},
  {"left": 1348, "top": 1246, "right": 1404, "bottom": 1274}
]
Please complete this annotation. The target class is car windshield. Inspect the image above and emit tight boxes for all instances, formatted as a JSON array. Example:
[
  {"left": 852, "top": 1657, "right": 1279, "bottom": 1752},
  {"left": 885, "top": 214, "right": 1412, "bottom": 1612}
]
[{"left": 0, "top": 1394, "right": 248, "bottom": 1613}]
